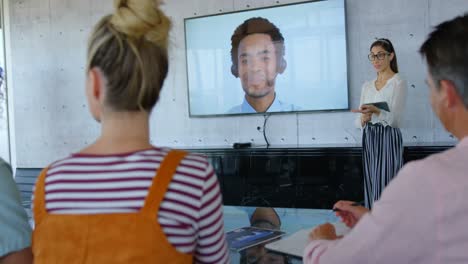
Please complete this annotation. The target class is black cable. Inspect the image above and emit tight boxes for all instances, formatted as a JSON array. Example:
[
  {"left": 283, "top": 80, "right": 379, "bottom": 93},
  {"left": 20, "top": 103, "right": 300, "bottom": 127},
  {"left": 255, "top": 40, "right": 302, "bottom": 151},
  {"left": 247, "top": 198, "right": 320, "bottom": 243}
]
[{"left": 263, "top": 114, "right": 271, "bottom": 148}]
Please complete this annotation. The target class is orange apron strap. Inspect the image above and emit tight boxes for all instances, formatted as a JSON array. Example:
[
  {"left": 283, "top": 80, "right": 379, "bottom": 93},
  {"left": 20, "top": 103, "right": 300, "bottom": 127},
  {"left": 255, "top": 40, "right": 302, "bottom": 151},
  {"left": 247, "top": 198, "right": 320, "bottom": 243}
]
[
  {"left": 33, "top": 167, "right": 49, "bottom": 225},
  {"left": 141, "top": 150, "right": 187, "bottom": 216}
]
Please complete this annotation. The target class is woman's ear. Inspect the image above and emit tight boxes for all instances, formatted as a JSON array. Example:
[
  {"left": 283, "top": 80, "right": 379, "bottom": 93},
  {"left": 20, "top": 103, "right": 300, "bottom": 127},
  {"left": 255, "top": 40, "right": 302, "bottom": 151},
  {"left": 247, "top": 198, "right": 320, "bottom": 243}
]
[
  {"left": 86, "top": 67, "right": 106, "bottom": 122},
  {"left": 88, "top": 68, "right": 105, "bottom": 103},
  {"left": 389, "top": 52, "right": 395, "bottom": 62}
]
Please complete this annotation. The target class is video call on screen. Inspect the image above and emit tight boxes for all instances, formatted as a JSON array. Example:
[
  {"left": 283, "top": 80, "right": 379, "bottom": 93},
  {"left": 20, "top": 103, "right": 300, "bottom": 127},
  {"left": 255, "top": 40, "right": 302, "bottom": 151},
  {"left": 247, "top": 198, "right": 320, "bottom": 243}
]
[{"left": 185, "top": 0, "right": 348, "bottom": 116}]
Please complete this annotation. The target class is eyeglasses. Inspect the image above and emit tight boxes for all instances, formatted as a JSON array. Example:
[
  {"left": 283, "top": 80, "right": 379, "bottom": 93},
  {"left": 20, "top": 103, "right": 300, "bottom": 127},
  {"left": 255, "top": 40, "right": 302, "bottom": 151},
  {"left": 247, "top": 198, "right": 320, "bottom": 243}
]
[{"left": 368, "top": 52, "right": 390, "bottom": 61}]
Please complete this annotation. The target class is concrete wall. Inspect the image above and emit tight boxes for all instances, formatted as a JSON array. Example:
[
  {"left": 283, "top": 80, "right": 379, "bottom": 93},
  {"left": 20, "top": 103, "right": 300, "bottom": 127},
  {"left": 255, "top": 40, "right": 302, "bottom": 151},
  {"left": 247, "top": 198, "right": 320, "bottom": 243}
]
[
  {"left": 0, "top": 0, "right": 9, "bottom": 163},
  {"left": 6, "top": 0, "right": 468, "bottom": 167},
  {"left": 0, "top": 50, "right": 7, "bottom": 162}
]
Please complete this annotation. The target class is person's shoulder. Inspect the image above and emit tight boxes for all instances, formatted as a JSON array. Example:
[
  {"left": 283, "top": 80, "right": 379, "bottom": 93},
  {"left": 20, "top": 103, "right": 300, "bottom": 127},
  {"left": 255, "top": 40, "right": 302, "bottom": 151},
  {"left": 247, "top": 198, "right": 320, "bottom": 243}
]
[
  {"left": 180, "top": 151, "right": 217, "bottom": 183},
  {"left": 161, "top": 147, "right": 212, "bottom": 175},
  {"left": 361, "top": 79, "right": 374, "bottom": 90},
  {"left": 227, "top": 104, "right": 243, "bottom": 114},
  {"left": 182, "top": 152, "right": 210, "bottom": 168},
  {"left": 0, "top": 158, "right": 12, "bottom": 174},
  {"left": 47, "top": 154, "right": 81, "bottom": 171},
  {"left": 0, "top": 158, "right": 21, "bottom": 202},
  {"left": 398, "top": 146, "right": 458, "bottom": 182},
  {"left": 0, "top": 158, "right": 14, "bottom": 188},
  {"left": 0, "top": 159, "right": 16, "bottom": 193},
  {"left": 291, "top": 104, "right": 302, "bottom": 111},
  {"left": 276, "top": 99, "right": 301, "bottom": 111},
  {"left": 377, "top": 152, "right": 444, "bottom": 204},
  {"left": 393, "top": 73, "right": 405, "bottom": 81},
  {"left": 391, "top": 73, "right": 407, "bottom": 86},
  {"left": 420, "top": 145, "right": 468, "bottom": 174}
]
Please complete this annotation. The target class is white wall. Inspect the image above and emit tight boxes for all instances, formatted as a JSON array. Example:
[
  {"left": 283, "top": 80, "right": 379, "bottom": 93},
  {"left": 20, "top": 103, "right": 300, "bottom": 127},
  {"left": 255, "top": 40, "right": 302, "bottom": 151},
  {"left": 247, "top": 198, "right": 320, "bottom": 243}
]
[
  {"left": 6, "top": 0, "right": 468, "bottom": 168},
  {"left": 0, "top": 4, "right": 9, "bottom": 164},
  {"left": 0, "top": 64, "right": 7, "bottom": 162}
]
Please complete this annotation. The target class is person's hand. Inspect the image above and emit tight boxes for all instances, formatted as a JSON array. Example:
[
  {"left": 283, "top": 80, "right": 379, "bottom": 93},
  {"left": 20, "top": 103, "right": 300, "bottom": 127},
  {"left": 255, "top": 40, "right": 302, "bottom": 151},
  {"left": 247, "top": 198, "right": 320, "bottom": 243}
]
[
  {"left": 333, "top": 200, "right": 370, "bottom": 228},
  {"left": 351, "top": 106, "right": 373, "bottom": 127},
  {"left": 360, "top": 104, "right": 380, "bottom": 115},
  {"left": 351, "top": 105, "right": 381, "bottom": 115},
  {"left": 309, "top": 223, "right": 339, "bottom": 241},
  {"left": 360, "top": 113, "right": 372, "bottom": 127}
]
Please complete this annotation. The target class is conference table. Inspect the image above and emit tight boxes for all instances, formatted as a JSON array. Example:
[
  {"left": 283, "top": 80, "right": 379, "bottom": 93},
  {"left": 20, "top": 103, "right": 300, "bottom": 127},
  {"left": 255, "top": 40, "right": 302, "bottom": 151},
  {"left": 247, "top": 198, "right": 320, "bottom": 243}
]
[{"left": 224, "top": 205, "right": 345, "bottom": 264}]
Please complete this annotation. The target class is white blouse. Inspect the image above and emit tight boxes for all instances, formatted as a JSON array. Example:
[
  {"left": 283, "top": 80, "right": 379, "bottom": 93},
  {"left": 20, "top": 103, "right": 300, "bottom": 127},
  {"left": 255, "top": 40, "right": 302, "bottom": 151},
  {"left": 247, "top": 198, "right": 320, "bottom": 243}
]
[{"left": 355, "top": 73, "right": 407, "bottom": 128}]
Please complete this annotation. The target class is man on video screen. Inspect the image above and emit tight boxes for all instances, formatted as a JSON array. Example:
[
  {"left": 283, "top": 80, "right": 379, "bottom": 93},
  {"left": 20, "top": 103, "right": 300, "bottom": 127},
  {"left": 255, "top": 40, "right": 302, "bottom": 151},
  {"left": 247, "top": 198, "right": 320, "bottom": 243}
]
[{"left": 228, "top": 17, "right": 299, "bottom": 114}]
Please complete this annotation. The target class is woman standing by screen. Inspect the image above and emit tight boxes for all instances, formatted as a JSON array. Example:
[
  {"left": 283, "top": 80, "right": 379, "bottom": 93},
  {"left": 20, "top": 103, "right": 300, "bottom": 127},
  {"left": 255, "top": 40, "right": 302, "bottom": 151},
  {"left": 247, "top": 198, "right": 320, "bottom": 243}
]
[{"left": 352, "top": 38, "right": 407, "bottom": 209}]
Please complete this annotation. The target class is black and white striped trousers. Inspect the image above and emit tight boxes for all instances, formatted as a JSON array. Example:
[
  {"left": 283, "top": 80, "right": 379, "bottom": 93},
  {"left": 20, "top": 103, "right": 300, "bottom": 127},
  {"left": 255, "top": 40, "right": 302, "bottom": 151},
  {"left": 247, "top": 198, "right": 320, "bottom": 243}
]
[{"left": 362, "top": 123, "right": 403, "bottom": 209}]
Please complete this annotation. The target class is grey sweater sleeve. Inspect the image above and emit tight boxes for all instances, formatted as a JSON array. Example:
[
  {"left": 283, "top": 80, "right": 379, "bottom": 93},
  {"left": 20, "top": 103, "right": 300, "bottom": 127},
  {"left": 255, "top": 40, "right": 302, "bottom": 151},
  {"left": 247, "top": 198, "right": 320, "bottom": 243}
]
[{"left": 0, "top": 159, "right": 32, "bottom": 257}]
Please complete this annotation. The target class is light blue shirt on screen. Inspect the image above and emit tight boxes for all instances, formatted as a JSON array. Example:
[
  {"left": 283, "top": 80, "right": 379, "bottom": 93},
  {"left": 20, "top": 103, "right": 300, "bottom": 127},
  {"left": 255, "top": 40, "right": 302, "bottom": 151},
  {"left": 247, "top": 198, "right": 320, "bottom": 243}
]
[
  {"left": 227, "top": 95, "right": 301, "bottom": 114},
  {"left": 0, "top": 158, "right": 31, "bottom": 257}
]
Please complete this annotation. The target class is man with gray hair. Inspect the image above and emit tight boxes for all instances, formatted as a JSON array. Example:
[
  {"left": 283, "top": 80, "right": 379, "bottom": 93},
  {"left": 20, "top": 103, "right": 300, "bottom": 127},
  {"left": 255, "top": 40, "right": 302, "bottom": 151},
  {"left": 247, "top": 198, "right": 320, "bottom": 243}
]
[{"left": 303, "top": 13, "right": 468, "bottom": 264}]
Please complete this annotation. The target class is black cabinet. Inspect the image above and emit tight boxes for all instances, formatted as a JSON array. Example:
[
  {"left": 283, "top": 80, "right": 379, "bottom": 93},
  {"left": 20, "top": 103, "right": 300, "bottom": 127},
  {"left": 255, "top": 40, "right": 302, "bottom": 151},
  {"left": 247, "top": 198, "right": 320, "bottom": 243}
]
[
  {"left": 192, "top": 145, "right": 451, "bottom": 209},
  {"left": 15, "top": 145, "right": 451, "bottom": 212},
  {"left": 192, "top": 147, "right": 364, "bottom": 209}
]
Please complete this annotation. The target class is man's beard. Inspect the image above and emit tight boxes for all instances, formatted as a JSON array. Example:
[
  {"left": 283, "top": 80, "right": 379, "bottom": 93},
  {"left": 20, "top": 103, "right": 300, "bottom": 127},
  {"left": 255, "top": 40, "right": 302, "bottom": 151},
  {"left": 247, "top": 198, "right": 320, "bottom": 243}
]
[{"left": 244, "top": 78, "right": 276, "bottom": 99}]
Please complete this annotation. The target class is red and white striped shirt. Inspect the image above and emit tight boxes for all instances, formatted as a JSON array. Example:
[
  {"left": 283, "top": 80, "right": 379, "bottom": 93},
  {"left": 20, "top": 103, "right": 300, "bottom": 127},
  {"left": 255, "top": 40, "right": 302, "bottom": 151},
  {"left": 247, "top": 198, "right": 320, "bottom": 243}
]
[{"left": 37, "top": 147, "right": 229, "bottom": 263}]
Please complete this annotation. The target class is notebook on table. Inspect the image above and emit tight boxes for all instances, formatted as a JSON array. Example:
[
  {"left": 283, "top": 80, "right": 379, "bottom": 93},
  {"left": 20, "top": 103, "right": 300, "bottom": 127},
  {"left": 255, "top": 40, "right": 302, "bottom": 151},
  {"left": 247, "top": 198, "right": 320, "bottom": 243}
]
[{"left": 265, "top": 222, "right": 350, "bottom": 258}]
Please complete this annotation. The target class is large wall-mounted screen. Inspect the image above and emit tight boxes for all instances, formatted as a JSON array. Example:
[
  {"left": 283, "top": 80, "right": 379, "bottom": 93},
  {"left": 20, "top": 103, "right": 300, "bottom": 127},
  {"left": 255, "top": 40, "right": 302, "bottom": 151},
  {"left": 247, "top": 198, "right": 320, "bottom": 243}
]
[{"left": 185, "top": 0, "right": 348, "bottom": 116}]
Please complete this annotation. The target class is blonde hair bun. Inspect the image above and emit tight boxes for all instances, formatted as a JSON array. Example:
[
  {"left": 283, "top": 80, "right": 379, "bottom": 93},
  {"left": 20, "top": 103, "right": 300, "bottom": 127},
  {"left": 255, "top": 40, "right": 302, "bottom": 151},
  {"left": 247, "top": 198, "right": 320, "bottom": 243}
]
[{"left": 110, "top": 0, "right": 171, "bottom": 49}]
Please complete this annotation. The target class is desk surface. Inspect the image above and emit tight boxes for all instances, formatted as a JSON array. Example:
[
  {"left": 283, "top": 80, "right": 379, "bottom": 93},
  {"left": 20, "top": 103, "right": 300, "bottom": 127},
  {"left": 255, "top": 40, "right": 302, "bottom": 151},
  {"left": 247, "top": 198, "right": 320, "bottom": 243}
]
[
  {"left": 224, "top": 206, "right": 342, "bottom": 264},
  {"left": 24, "top": 204, "right": 344, "bottom": 263}
]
